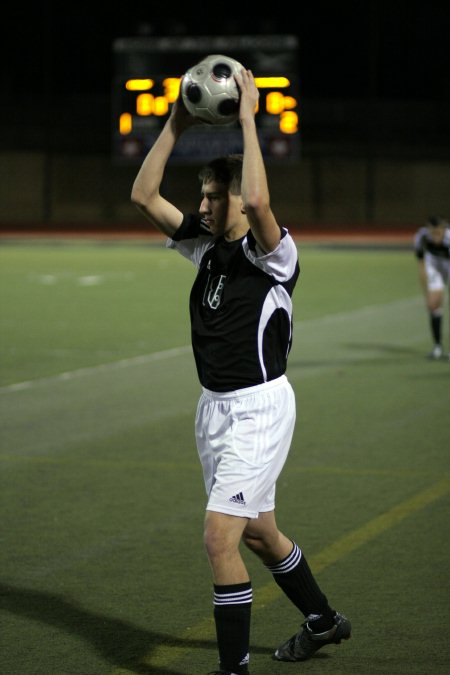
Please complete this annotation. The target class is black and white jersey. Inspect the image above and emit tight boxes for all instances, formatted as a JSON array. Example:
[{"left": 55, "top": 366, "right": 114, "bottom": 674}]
[
  {"left": 168, "top": 214, "right": 300, "bottom": 392},
  {"left": 414, "top": 227, "right": 450, "bottom": 260}
]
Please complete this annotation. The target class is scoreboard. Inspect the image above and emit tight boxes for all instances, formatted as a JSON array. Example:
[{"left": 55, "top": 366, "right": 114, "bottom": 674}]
[{"left": 112, "top": 35, "right": 300, "bottom": 163}]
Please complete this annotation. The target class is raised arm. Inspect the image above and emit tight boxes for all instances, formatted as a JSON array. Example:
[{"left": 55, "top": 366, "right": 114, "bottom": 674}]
[
  {"left": 235, "top": 69, "right": 281, "bottom": 253},
  {"left": 131, "top": 94, "right": 197, "bottom": 237}
]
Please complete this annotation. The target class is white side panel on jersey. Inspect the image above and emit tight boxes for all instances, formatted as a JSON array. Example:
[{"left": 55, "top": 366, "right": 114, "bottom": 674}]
[{"left": 257, "top": 285, "right": 293, "bottom": 381}]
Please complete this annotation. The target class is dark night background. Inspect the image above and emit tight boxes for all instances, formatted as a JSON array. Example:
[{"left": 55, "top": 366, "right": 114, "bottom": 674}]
[
  {"left": 1, "top": 0, "right": 449, "bottom": 154},
  {"left": 0, "top": 0, "right": 449, "bottom": 228}
]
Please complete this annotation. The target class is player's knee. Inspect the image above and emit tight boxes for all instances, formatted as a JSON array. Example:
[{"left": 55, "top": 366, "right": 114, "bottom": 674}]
[
  {"left": 241, "top": 531, "right": 261, "bottom": 553},
  {"left": 203, "top": 525, "right": 236, "bottom": 560},
  {"left": 242, "top": 529, "right": 278, "bottom": 556}
]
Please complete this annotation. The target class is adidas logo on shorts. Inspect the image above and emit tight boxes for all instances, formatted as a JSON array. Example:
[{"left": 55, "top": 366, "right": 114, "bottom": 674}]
[{"left": 229, "top": 491, "right": 246, "bottom": 506}]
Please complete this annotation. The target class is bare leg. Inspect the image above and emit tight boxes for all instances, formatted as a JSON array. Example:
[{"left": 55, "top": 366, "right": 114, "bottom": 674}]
[
  {"left": 242, "top": 510, "right": 294, "bottom": 563},
  {"left": 426, "top": 289, "right": 444, "bottom": 355},
  {"left": 204, "top": 510, "right": 249, "bottom": 583},
  {"left": 243, "top": 510, "right": 334, "bottom": 628},
  {"left": 204, "top": 510, "right": 251, "bottom": 674}
]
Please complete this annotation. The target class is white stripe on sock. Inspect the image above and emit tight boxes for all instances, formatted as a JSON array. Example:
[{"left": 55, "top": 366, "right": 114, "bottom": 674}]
[{"left": 266, "top": 542, "right": 302, "bottom": 574}]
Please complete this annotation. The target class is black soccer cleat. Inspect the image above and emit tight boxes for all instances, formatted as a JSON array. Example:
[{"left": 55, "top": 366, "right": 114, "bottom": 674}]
[{"left": 274, "top": 611, "right": 351, "bottom": 661}]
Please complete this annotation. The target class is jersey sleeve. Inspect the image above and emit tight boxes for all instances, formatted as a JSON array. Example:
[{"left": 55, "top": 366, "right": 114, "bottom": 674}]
[
  {"left": 444, "top": 228, "right": 450, "bottom": 255},
  {"left": 243, "top": 227, "right": 299, "bottom": 282},
  {"left": 413, "top": 228, "right": 426, "bottom": 260},
  {"left": 171, "top": 214, "right": 212, "bottom": 241},
  {"left": 166, "top": 213, "right": 214, "bottom": 267}
]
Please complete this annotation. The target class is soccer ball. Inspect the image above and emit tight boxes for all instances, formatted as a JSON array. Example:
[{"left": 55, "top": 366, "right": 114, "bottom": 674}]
[{"left": 181, "top": 54, "right": 243, "bottom": 125}]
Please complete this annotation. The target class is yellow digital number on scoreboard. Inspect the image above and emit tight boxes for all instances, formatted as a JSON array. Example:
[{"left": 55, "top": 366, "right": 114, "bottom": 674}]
[
  {"left": 112, "top": 35, "right": 300, "bottom": 161},
  {"left": 119, "top": 76, "right": 298, "bottom": 135}
]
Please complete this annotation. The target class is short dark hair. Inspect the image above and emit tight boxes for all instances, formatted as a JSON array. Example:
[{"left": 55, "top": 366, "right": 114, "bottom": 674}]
[
  {"left": 198, "top": 154, "right": 243, "bottom": 195},
  {"left": 427, "top": 215, "right": 445, "bottom": 227}
]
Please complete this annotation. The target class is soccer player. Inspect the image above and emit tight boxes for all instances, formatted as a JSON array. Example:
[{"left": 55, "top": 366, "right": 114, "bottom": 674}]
[
  {"left": 131, "top": 67, "right": 351, "bottom": 675},
  {"left": 414, "top": 215, "right": 450, "bottom": 360}
]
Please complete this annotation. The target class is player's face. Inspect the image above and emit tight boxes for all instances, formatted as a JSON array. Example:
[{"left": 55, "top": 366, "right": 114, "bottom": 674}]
[
  {"left": 428, "top": 225, "right": 445, "bottom": 244},
  {"left": 199, "top": 180, "right": 243, "bottom": 235}
]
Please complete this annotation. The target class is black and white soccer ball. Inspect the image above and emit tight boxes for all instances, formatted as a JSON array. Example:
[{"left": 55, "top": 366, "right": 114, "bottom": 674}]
[{"left": 181, "top": 54, "right": 243, "bottom": 125}]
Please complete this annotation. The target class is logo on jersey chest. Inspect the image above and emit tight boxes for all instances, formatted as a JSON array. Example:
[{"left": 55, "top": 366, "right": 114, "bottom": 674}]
[{"left": 203, "top": 273, "right": 227, "bottom": 309}]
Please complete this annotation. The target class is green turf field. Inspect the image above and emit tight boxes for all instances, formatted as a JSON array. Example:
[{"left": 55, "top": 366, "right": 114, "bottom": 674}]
[{"left": 1, "top": 238, "right": 449, "bottom": 674}]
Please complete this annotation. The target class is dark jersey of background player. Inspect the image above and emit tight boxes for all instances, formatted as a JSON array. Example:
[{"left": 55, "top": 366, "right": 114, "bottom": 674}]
[{"left": 414, "top": 219, "right": 450, "bottom": 261}]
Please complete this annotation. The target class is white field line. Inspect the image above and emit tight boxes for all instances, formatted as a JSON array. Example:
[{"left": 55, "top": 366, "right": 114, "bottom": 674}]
[
  {"left": 1, "top": 295, "right": 422, "bottom": 394},
  {"left": 294, "top": 298, "right": 422, "bottom": 328},
  {"left": 0, "top": 346, "right": 192, "bottom": 393}
]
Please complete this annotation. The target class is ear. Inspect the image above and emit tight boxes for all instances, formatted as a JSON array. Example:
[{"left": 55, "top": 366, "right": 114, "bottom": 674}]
[{"left": 240, "top": 197, "right": 246, "bottom": 215}]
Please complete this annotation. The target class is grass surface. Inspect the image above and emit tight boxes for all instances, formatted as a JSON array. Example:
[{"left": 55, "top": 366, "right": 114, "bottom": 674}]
[{"left": 1, "top": 239, "right": 449, "bottom": 674}]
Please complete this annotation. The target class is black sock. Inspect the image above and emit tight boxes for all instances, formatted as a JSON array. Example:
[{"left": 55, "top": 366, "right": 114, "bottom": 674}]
[
  {"left": 430, "top": 311, "right": 442, "bottom": 345},
  {"left": 213, "top": 582, "right": 252, "bottom": 674},
  {"left": 266, "top": 542, "right": 335, "bottom": 631}
]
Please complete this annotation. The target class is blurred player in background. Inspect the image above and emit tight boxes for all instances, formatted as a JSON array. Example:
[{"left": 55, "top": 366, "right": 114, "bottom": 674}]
[
  {"left": 131, "top": 68, "right": 351, "bottom": 674},
  {"left": 414, "top": 215, "right": 450, "bottom": 360}
]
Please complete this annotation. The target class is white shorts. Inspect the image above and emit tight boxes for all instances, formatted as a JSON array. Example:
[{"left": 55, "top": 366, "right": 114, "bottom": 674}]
[
  {"left": 425, "top": 253, "right": 450, "bottom": 292},
  {"left": 195, "top": 375, "right": 296, "bottom": 519}
]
